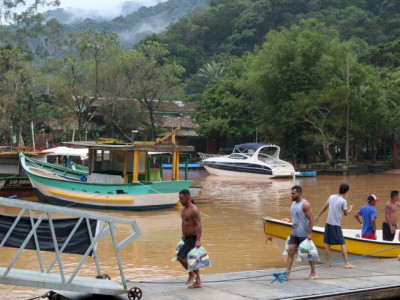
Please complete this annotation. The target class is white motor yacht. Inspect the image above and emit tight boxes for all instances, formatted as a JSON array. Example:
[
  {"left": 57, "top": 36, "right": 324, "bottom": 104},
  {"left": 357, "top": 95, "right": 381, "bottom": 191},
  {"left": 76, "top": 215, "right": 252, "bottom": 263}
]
[{"left": 199, "top": 143, "right": 295, "bottom": 179}]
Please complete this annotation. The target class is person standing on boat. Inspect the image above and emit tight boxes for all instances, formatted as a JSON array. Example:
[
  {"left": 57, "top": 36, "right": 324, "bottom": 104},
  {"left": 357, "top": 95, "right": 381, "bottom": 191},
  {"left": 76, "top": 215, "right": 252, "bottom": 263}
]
[
  {"left": 382, "top": 190, "right": 400, "bottom": 241},
  {"left": 286, "top": 185, "right": 317, "bottom": 280},
  {"left": 354, "top": 194, "right": 379, "bottom": 240},
  {"left": 176, "top": 189, "right": 203, "bottom": 289},
  {"left": 315, "top": 183, "right": 354, "bottom": 268}
]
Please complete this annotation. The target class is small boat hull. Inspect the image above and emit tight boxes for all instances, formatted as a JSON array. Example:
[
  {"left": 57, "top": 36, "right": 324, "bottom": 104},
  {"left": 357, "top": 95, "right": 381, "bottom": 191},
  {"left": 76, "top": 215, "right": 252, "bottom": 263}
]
[
  {"left": 263, "top": 217, "right": 400, "bottom": 258},
  {"left": 0, "top": 177, "right": 34, "bottom": 198},
  {"left": 203, "top": 164, "right": 294, "bottom": 179},
  {"left": 33, "top": 188, "right": 178, "bottom": 210}
]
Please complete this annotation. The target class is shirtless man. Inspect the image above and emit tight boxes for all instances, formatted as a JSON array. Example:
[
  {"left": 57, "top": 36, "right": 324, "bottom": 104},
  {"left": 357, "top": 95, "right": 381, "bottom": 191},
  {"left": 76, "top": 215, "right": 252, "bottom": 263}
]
[
  {"left": 176, "top": 189, "right": 202, "bottom": 289},
  {"left": 382, "top": 190, "right": 400, "bottom": 241}
]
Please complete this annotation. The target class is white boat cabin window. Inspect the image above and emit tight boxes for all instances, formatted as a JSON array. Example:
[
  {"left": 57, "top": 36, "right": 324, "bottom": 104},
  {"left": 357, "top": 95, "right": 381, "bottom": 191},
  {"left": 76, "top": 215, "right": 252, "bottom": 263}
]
[{"left": 228, "top": 153, "right": 249, "bottom": 159}]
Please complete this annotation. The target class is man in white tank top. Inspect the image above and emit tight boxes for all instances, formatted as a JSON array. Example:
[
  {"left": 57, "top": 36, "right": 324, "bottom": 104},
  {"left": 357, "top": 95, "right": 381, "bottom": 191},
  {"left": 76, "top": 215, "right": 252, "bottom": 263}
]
[
  {"left": 285, "top": 185, "right": 317, "bottom": 280},
  {"left": 315, "top": 183, "right": 354, "bottom": 268}
]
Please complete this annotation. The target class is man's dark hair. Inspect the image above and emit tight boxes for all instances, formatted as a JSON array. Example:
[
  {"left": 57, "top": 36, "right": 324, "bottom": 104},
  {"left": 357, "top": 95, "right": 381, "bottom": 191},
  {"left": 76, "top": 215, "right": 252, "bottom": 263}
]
[
  {"left": 339, "top": 183, "right": 349, "bottom": 194},
  {"left": 179, "top": 189, "right": 191, "bottom": 196},
  {"left": 391, "top": 190, "right": 399, "bottom": 199},
  {"left": 291, "top": 185, "right": 302, "bottom": 194}
]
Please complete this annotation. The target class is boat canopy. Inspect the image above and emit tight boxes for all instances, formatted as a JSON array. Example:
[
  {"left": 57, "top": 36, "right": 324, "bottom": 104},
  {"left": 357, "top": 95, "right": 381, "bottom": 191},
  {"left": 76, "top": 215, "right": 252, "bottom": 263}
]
[
  {"left": 40, "top": 146, "right": 89, "bottom": 160},
  {"left": 234, "top": 143, "right": 270, "bottom": 151}
]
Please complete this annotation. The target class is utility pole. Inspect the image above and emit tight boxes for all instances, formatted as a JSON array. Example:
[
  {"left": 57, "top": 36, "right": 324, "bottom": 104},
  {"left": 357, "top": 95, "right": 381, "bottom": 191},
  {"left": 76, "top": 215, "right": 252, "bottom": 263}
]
[
  {"left": 31, "top": 121, "right": 36, "bottom": 151},
  {"left": 345, "top": 51, "right": 350, "bottom": 164}
]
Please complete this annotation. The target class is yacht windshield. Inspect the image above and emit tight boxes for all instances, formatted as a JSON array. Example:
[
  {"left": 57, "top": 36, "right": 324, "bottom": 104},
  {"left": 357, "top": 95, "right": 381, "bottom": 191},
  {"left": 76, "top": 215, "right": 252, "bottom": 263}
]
[{"left": 258, "top": 147, "right": 278, "bottom": 161}]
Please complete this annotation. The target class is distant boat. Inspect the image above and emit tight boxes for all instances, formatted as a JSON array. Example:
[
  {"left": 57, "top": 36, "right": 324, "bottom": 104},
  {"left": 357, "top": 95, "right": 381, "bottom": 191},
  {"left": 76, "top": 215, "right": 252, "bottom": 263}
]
[
  {"left": 263, "top": 217, "right": 400, "bottom": 258},
  {"left": 199, "top": 143, "right": 295, "bottom": 179},
  {"left": 19, "top": 127, "right": 197, "bottom": 211},
  {"left": 161, "top": 163, "right": 203, "bottom": 169},
  {"left": 295, "top": 170, "right": 317, "bottom": 177}
]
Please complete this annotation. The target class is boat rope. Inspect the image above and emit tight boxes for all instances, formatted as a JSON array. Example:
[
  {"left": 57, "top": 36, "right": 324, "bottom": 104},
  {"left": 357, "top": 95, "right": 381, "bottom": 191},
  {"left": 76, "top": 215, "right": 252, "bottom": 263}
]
[
  {"left": 125, "top": 244, "right": 400, "bottom": 285},
  {"left": 25, "top": 291, "right": 52, "bottom": 300},
  {"left": 132, "top": 181, "right": 162, "bottom": 194}
]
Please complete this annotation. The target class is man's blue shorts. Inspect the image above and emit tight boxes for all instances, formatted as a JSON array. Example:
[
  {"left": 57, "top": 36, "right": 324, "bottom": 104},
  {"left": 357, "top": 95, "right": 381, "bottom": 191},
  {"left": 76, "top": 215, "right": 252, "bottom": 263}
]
[{"left": 324, "top": 223, "right": 345, "bottom": 245}]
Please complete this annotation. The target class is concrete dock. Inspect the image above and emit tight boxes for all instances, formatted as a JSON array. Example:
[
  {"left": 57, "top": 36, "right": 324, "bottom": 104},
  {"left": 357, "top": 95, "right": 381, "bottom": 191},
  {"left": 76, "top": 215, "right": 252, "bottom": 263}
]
[{"left": 125, "top": 257, "right": 400, "bottom": 299}]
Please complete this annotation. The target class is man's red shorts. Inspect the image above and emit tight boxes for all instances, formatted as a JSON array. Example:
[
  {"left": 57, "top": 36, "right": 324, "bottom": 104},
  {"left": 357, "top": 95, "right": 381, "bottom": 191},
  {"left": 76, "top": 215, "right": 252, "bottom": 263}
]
[{"left": 362, "top": 233, "right": 376, "bottom": 240}]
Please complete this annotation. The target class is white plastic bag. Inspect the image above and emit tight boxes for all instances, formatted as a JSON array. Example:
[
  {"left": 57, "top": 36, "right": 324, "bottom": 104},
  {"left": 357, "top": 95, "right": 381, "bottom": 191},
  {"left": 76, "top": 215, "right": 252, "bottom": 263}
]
[
  {"left": 297, "top": 239, "right": 319, "bottom": 262},
  {"left": 283, "top": 236, "right": 298, "bottom": 255},
  {"left": 171, "top": 239, "right": 184, "bottom": 262},
  {"left": 187, "top": 246, "right": 211, "bottom": 272},
  {"left": 282, "top": 236, "right": 290, "bottom": 255}
]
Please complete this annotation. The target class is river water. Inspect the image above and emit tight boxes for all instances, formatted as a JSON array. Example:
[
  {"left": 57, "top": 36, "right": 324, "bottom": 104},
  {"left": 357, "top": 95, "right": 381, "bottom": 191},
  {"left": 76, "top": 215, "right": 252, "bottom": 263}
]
[{"left": 1, "top": 170, "right": 400, "bottom": 298}]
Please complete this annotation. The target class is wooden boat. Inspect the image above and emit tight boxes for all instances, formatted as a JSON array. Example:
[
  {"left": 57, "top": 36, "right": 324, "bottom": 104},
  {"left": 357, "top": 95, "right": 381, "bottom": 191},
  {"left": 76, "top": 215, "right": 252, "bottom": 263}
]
[
  {"left": 0, "top": 150, "right": 56, "bottom": 197},
  {"left": 263, "top": 217, "right": 400, "bottom": 258},
  {"left": 0, "top": 177, "right": 35, "bottom": 198},
  {"left": 0, "top": 147, "right": 88, "bottom": 197},
  {"left": 19, "top": 127, "right": 197, "bottom": 211}
]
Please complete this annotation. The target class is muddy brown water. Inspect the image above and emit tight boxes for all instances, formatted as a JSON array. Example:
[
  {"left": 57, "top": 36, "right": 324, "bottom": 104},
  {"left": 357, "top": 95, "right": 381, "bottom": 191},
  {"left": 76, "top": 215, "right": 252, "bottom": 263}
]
[{"left": 1, "top": 170, "right": 400, "bottom": 298}]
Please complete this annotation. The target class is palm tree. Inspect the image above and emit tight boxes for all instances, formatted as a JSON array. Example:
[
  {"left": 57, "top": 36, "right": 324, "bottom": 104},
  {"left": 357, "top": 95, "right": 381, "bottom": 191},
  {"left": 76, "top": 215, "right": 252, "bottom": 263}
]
[{"left": 197, "top": 61, "right": 224, "bottom": 81}]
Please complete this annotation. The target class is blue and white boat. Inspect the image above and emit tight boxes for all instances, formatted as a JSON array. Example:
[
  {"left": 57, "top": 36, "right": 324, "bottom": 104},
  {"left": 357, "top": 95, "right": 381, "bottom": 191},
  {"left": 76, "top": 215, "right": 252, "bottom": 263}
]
[{"left": 199, "top": 143, "right": 295, "bottom": 179}]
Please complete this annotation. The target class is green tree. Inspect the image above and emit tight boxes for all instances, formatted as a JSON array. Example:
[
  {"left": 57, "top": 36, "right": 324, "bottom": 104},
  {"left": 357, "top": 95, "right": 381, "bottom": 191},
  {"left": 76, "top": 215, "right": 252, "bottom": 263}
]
[
  {"left": 241, "top": 20, "right": 372, "bottom": 162},
  {"left": 197, "top": 61, "right": 224, "bottom": 81},
  {"left": 0, "top": 46, "right": 29, "bottom": 142},
  {"left": 122, "top": 41, "right": 185, "bottom": 140},
  {"left": 195, "top": 56, "right": 256, "bottom": 148},
  {"left": 76, "top": 29, "right": 121, "bottom": 98}
]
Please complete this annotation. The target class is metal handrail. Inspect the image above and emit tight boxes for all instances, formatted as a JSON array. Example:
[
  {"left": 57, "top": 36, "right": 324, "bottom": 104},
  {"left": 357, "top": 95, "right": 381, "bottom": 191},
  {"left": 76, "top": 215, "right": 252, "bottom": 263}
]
[
  {"left": 0, "top": 197, "right": 141, "bottom": 294},
  {"left": 198, "top": 152, "right": 223, "bottom": 161}
]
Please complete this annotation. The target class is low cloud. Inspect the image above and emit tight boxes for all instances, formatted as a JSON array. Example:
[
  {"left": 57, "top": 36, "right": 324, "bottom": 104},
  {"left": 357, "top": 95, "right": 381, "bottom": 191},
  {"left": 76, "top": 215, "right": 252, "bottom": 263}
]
[
  {"left": 118, "top": 11, "right": 170, "bottom": 48},
  {"left": 59, "top": 0, "right": 168, "bottom": 21}
]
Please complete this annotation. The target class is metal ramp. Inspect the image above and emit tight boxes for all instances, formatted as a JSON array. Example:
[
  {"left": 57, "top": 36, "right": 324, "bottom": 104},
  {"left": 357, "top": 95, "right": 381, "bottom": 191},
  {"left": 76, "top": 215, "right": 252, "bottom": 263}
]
[{"left": 0, "top": 197, "right": 142, "bottom": 298}]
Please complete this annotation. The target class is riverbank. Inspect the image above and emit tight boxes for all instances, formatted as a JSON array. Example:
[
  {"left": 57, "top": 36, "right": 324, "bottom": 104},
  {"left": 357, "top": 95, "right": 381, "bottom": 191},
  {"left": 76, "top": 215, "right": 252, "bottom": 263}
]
[
  {"left": 128, "top": 257, "right": 400, "bottom": 299},
  {"left": 298, "top": 162, "right": 393, "bottom": 175}
]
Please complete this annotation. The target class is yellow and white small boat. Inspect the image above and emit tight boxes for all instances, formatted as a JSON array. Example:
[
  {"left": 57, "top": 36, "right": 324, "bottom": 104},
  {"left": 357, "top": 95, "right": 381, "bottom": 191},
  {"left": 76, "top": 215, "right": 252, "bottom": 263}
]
[{"left": 263, "top": 217, "right": 400, "bottom": 258}]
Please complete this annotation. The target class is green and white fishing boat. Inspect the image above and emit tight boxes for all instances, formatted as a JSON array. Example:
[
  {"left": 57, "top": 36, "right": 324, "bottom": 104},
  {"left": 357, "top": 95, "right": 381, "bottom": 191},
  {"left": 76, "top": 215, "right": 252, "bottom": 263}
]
[{"left": 19, "top": 127, "right": 195, "bottom": 210}]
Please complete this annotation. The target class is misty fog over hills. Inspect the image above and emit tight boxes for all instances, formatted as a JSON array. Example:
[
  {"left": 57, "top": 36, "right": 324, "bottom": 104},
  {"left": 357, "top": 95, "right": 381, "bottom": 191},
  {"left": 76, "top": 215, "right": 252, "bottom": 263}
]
[{"left": 44, "top": 0, "right": 207, "bottom": 48}]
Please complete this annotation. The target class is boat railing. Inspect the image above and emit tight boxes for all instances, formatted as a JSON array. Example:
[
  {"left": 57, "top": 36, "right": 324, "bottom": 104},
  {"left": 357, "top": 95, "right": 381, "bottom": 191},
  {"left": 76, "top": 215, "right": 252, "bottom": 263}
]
[
  {"left": 0, "top": 197, "right": 141, "bottom": 297},
  {"left": 198, "top": 152, "right": 223, "bottom": 161}
]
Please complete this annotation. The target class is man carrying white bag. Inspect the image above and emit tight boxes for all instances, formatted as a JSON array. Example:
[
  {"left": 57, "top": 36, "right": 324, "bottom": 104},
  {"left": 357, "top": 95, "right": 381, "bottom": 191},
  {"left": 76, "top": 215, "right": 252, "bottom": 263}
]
[
  {"left": 285, "top": 185, "right": 318, "bottom": 280},
  {"left": 175, "top": 189, "right": 210, "bottom": 289}
]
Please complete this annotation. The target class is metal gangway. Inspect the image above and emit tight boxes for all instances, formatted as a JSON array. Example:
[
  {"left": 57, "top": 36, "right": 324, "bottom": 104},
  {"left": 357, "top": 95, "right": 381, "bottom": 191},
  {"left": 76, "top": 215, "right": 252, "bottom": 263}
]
[{"left": 0, "top": 197, "right": 142, "bottom": 299}]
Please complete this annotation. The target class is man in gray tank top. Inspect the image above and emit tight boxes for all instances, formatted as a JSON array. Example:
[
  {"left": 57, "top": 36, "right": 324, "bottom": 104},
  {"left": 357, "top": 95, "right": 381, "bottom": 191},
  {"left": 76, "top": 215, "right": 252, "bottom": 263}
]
[
  {"left": 315, "top": 183, "right": 354, "bottom": 268},
  {"left": 285, "top": 185, "right": 317, "bottom": 280}
]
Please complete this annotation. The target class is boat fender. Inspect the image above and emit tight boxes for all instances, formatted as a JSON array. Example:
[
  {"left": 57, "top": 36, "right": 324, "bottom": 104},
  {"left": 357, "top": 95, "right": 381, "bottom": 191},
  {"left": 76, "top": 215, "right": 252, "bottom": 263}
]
[{"left": 281, "top": 218, "right": 291, "bottom": 223}]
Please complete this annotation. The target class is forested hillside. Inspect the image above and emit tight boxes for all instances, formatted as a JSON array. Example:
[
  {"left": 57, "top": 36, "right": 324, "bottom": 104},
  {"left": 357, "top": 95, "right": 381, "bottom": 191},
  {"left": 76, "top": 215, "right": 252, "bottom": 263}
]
[
  {"left": 138, "top": 0, "right": 400, "bottom": 163},
  {"left": 45, "top": 0, "right": 207, "bottom": 48},
  {"left": 1, "top": 0, "right": 400, "bottom": 164}
]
